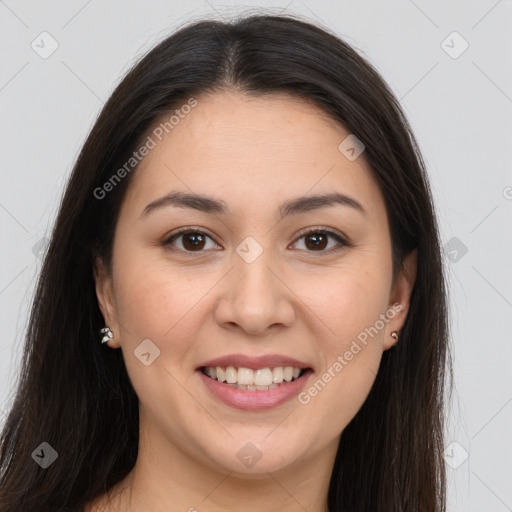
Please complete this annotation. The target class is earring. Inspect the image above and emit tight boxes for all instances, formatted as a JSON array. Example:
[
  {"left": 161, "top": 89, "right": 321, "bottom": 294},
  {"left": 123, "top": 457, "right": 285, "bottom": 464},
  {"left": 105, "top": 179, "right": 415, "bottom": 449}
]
[
  {"left": 100, "top": 326, "right": 113, "bottom": 344},
  {"left": 391, "top": 330, "right": 399, "bottom": 341}
]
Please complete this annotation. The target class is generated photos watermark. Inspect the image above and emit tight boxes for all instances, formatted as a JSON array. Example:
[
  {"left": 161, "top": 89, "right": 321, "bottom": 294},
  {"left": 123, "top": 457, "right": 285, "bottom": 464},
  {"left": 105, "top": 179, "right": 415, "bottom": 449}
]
[
  {"left": 298, "top": 302, "right": 403, "bottom": 404},
  {"left": 93, "top": 97, "right": 197, "bottom": 200}
]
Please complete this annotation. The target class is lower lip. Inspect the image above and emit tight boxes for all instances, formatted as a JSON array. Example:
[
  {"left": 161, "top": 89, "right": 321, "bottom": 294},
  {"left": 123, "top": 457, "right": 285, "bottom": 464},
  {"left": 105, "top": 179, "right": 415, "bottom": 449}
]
[{"left": 197, "top": 369, "right": 312, "bottom": 411}]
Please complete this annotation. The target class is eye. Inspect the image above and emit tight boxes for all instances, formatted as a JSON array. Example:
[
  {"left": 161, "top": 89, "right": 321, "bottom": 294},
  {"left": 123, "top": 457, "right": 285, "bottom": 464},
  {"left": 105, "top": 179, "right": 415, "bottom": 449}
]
[
  {"left": 163, "top": 227, "right": 221, "bottom": 254},
  {"left": 163, "top": 226, "right": 349, "bottom": 256},
  {"left": 290, "top": 227, "right": 349, "bottom": 254}
]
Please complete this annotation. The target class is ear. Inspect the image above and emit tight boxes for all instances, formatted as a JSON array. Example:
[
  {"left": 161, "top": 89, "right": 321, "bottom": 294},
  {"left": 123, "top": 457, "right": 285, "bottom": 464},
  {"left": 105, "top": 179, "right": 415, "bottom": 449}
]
[
  {"left": 383, "top": 248, "right": 418, "bottom": 350},
  {"left": 93, "top": 256, "right": 121, "bottom": 348}
]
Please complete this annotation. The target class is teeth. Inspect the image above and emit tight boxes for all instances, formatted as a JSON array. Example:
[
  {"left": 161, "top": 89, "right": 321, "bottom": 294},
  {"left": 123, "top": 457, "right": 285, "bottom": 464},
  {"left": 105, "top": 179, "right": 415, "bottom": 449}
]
[
  {"left": 272, "top": 367, "right": 284, "bottom": 383},
  {"left": 254, "top": 368, "right": 273, "bottom": 386},
  {"left": 283, "top": 366, "right": 294, "bottom": 382},
  {"left": 203, "top": 365, "right": 305, "bottom": 387},
  {"left": 237, "top": 367, "right": 254, "bottom": 385},
  {"left": 225, "top": 365, "right": 237, "bottom": 384},
  {"left": 236, "top": 383, "right": 279, "bottom": 391}
]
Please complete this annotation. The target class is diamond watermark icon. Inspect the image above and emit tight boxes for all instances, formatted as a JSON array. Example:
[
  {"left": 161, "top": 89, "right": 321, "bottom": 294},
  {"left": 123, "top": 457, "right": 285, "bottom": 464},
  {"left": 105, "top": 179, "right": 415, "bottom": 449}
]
[
  {"left": 444, "top": 441, "right": 469, "bottom": 469},
  {"left": 236, "top": 236, "right": 263, "bottom": 264},
  {"left": 237, "top": 442, "right": 262, "bottom": 468},
  {"left": 31, "top": 31, "right": 59, "bottom": 59},
  {"left": 32, "top": 441, "right": 58, "bottom": 469},
  {"left": 441, "top": 31, "right": 469, "bottom": 59},
  {"left": 32, "top": 236, "right": 50, "bottom": 260},
  {"left": 134, "top": 338, "right": 161, "bottom": 366},
  {"left": 444, "top": 237, "right": 468, "bottom": 263},
  {"left": 338, "top": 134, "right": 365, "bottom": 161}
]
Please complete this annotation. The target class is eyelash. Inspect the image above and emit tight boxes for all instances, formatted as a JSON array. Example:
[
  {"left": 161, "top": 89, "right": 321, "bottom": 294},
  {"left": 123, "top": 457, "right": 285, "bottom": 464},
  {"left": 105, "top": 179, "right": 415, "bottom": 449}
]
[{"left": 162, "top": 226, "right": 350, "bottom": 257}]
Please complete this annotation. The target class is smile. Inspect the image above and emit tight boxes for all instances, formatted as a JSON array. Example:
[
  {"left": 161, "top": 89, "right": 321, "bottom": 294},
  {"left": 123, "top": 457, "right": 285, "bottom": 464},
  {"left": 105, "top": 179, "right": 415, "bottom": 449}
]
[
  {"left": 201, "top": 365, "right": 304, "bottom": 390},
  {"left": 196, "top": 354, "right": 313, "bottom": 410}
]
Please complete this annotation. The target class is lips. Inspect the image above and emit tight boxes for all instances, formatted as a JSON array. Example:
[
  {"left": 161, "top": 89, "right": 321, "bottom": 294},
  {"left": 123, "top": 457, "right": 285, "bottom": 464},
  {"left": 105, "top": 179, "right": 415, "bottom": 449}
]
[
  {"left": 196, "top": 353, "right": 313, "bottom": 410},
  {"left": 198, "top": 353, "right": 311, "bottom": 371}
]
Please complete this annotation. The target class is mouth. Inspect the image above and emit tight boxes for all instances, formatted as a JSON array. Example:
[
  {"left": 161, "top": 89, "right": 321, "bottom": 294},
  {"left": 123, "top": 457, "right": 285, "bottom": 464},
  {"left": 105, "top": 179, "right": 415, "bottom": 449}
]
[
  {"left": 199, "top": 365, "right": 308, "bottom": 391},
  {"left": 195, "top": 355, "right": 313, "bottom": 410}
]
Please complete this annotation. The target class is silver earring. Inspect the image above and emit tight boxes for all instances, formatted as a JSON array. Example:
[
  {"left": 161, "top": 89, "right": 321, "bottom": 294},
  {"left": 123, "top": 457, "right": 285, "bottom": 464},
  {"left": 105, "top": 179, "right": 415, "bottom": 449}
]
[
  {"left": 391, "top": 330, "right": 399, "bottom": 341},
  {"left": 100, "top": 326, "right": 113, "bottom": 344}
]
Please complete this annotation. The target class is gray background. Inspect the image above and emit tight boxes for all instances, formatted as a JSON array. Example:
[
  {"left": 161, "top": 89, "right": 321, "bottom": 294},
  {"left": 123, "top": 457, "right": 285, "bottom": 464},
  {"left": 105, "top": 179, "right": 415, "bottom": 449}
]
[{"left": 1, "top": 0, "right": 511, "bottom": 510}]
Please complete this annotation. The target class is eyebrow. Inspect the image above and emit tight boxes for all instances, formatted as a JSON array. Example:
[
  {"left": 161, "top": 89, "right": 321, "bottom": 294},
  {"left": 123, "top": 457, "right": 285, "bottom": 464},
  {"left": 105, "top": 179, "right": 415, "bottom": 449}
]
[{"left": 140, "top": 190, "right": 366, "bottom": 219}]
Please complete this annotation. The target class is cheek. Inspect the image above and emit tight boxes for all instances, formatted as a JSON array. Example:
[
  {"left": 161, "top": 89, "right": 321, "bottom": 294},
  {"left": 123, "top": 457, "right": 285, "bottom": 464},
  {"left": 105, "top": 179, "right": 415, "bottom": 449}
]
[
  {"left": 298, "top": 264, "right": 390, "bottom": 422},
  {"left": 307, "top": 264, "right": 391, "bottom": 346},
  {"left": 111, "top": 255, "right": 202, "bottom": 409},
  {"left": 299, "top": 327, "right": 384, "bottom": 442},
  {"left": 114, "top": 273, "right": 174, "bottom": 337},
  {"left": 111, "top": 249, "right": 221, "bottom": 381},
  {"left": 112, "top": 248, "right": 200, "bottom": 339}
]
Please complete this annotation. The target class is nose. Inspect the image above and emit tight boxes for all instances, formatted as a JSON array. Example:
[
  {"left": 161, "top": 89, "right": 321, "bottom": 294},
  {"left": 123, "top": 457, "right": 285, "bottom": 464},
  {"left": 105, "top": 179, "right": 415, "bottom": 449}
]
[{"left": 214, "top": 249, "right": 296, "bottom": 336}]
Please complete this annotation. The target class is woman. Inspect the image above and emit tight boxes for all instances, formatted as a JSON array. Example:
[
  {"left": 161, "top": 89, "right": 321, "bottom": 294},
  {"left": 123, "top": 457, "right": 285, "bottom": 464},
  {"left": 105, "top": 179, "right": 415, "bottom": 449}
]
[{"left": 0, "top": 13, "right": 451, "bottom": 512}]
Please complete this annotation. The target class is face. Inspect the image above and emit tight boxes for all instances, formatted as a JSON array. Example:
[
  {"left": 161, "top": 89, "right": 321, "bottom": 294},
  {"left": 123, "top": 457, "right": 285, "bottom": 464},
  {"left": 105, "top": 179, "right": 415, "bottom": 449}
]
[{"left": 95, "top": 91, "right": 416, "bottom": 477}]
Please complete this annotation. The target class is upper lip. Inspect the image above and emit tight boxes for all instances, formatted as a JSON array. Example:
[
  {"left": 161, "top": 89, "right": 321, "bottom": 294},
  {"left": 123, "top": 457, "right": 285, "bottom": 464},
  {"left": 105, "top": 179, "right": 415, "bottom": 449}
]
[{"left": 198, "top": 354, "right": 312, "bottom": 371}]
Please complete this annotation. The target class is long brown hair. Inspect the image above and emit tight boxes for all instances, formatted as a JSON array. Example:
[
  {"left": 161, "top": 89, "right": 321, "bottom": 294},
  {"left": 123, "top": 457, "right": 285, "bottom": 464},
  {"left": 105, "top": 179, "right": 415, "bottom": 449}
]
[{"left": 0, "top": 13, "right": 451, "bottom": 511}]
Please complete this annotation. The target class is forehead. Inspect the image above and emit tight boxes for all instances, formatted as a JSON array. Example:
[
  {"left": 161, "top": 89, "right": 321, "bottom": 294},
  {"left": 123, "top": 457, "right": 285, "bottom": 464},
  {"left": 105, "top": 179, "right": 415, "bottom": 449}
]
[{"left": 121, "top": 91, "right": 384, "bottom": 221}]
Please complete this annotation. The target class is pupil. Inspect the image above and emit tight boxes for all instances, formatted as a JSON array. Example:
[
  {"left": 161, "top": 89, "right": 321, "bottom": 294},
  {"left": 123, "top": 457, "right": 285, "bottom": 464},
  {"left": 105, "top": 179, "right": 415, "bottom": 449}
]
[
  {"left": 306, "top": 232, "right": 327, "bottom": 250},
  {"left": 184, "top": 233, "right": 205, "bottom": 250}
]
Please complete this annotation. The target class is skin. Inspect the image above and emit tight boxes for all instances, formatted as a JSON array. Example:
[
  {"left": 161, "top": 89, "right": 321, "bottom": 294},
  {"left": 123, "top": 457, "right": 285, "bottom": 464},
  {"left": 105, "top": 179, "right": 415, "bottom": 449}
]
[{"left": 88, "top": 91, "right": 417, "bottom": 511}]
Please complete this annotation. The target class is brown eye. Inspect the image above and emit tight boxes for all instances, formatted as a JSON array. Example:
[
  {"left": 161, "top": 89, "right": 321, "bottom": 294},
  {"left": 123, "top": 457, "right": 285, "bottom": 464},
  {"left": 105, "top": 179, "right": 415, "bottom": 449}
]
[
  {"left": 304, "top": 232, "right": 328, "bottom": 250},
  {"left": 163, "top": 226, "right": 349, "bottom": 256},
  {"left": 292, "top": 228, "right": 348, "bottom": 254},
  {"left": 164, "top": 229, "right": 221, "bottom": 253},
  {"left": 180, "top": 231, "right": 206, "bottom": 251}
]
